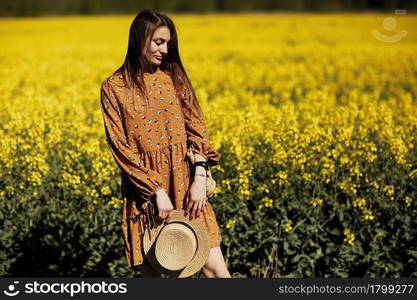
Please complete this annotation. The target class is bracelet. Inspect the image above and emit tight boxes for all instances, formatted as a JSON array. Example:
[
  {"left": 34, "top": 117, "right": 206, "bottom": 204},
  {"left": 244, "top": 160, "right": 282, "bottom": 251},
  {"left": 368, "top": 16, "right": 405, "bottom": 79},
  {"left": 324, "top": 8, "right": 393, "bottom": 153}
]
[
  {"left": 194, "top": 161, "right": 209, "bottom": 170},
  {"left": 195, "top": 173, "right": 207, "bottom": 178}
]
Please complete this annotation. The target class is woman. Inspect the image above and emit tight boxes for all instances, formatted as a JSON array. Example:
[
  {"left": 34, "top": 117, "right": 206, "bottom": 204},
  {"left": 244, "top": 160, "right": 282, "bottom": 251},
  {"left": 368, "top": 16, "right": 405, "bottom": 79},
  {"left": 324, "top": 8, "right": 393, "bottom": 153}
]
[{"left": 100, "top": 9, "right": 231, "bottom": 278}]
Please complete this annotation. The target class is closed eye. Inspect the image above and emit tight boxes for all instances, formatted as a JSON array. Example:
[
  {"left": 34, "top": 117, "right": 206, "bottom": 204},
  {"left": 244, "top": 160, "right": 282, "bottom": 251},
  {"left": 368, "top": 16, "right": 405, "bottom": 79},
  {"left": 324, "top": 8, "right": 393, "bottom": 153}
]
[{"left": 155, "top": 39, "right": 170, "bottom": 45}]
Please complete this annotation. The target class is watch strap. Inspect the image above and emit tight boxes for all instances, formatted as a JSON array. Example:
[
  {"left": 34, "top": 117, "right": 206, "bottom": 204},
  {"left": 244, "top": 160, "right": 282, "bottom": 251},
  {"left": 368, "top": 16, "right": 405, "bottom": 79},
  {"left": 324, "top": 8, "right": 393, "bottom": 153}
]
[{"left": 194, "top": 161, "right": 209, "bottom": 170}]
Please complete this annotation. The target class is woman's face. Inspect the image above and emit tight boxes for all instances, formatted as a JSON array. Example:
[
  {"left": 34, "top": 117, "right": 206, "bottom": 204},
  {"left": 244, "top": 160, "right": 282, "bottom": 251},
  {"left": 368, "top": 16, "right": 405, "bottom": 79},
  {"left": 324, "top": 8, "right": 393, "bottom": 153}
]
[{"left": 145, "top": 26, "right": 171, "bottom": 66}]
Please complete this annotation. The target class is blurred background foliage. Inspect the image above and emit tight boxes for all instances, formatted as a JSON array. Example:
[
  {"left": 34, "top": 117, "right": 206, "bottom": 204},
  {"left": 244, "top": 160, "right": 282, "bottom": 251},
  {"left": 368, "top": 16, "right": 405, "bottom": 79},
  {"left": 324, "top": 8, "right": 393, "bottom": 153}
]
[{"left": 0, "top": 0, "right": 416, "bottom": 17}]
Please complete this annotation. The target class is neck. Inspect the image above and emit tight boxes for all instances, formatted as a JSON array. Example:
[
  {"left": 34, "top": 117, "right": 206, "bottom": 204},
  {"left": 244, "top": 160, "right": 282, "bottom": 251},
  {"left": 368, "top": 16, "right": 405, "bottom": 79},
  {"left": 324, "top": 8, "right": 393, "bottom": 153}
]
[{"left": 147, "top": 64, "right": 159, "bottom": 74}]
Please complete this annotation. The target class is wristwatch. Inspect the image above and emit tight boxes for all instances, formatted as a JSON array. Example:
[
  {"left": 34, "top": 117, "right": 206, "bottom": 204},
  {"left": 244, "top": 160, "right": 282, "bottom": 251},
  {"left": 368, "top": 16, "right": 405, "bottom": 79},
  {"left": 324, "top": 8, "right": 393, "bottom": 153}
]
[{"left": 194, "top": 161, "right": 209, "bottom": 170}]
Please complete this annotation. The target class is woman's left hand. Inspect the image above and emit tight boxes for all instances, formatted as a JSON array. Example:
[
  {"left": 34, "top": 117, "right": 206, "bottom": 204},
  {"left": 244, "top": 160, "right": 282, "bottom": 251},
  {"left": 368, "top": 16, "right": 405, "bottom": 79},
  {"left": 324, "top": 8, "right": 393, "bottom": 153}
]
[{"left": 184, "top": 179, "right": 207, "bottom": 219}]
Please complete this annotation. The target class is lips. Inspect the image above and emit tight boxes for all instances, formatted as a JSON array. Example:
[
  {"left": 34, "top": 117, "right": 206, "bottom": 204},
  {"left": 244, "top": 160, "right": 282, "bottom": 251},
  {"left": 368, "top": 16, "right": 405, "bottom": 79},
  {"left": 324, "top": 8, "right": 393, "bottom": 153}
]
[{"left": 155, "top": 56, "right": 162, "bottom": 60}]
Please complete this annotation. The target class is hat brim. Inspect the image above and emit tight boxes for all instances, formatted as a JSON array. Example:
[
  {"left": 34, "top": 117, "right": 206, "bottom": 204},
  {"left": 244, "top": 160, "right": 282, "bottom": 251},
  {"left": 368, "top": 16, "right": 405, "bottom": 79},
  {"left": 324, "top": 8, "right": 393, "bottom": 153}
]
[{"left": 142, "top": 209, "right": 210, "bottom": 278}]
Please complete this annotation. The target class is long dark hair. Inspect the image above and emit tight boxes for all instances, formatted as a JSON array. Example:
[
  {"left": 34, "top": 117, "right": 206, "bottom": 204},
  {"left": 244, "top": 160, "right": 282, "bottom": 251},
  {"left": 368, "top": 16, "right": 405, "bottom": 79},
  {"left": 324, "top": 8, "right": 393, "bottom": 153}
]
[{"left": 115, "top": 9, "right": 205, "bottom": 118}]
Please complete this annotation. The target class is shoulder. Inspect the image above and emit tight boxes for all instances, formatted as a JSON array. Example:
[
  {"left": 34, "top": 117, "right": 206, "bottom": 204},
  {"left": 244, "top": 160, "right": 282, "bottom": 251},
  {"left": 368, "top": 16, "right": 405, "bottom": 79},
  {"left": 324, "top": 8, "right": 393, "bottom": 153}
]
[
  {"left": 100, "top": 72, "right": 129, "bottom": 108},
  {"left": 101, "top": 70, "right": 128, "bottom": 91}
]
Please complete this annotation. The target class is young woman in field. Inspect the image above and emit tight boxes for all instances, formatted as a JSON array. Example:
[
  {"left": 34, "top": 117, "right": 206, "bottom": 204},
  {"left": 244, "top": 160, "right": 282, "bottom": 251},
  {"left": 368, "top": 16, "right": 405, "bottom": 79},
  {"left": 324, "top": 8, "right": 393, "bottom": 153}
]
[{"left": 99, "top": 9, "right": 231, "bottom": 278}]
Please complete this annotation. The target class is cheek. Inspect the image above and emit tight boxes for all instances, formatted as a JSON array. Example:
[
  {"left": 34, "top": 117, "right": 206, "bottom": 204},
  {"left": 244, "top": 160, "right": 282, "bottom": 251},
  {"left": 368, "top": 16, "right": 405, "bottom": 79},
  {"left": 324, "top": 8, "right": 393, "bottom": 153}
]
[{"left": 149, "top": 43, "right": 159, "bottom": 54}]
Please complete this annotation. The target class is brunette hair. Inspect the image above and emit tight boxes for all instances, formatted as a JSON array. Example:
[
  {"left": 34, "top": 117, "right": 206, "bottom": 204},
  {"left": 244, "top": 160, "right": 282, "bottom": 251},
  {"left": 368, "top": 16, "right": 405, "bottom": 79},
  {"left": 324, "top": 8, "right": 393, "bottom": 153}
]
[{"left": 115, "top": 9, "right": 204, "bottom": 118}]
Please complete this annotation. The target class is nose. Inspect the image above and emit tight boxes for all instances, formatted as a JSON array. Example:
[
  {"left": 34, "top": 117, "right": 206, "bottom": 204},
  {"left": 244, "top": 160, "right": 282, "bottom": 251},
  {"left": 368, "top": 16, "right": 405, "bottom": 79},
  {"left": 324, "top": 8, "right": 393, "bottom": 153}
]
[{"left": 160, "top": 43, "right": 168, "bottom": 55}]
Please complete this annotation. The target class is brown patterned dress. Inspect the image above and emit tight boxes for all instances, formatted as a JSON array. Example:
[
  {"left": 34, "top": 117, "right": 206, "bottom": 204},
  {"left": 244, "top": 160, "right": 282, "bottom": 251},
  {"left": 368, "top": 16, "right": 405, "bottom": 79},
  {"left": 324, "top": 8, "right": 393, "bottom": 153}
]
[{"left": 100, "top": 67, "right": 222, "bottom": 268}]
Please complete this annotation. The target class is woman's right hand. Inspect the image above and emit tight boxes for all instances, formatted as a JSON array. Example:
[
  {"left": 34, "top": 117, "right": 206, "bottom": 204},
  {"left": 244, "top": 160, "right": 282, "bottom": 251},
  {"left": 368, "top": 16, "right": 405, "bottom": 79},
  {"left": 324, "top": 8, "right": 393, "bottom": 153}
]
[{"left": 155, "top": 188, "right": 174, "bottom": 224}]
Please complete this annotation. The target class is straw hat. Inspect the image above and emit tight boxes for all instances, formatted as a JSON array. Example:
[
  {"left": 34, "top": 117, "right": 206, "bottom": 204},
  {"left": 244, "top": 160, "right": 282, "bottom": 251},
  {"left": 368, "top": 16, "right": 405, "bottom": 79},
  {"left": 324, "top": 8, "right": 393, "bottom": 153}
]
[{"left": 142, "top": 209, "right": 210, "bottom": 278}]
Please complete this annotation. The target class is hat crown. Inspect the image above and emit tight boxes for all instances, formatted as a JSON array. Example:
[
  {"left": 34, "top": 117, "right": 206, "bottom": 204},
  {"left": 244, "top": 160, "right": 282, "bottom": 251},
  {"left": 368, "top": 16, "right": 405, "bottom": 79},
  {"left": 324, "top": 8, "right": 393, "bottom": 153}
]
[
  {"left": 155, "top": 223, "right": 197, "bottom": 271},
  {"left": 143, "top": 209, "right": 210, "bottom": 278}
]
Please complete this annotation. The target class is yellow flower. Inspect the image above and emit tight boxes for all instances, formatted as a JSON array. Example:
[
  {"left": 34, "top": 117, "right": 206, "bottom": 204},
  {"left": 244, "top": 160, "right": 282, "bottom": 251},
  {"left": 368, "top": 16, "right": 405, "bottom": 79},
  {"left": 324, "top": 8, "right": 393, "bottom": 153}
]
[
  {"left": 108, "top": 197, "right": 122, "bottom": 209},
  {"left": 310, "top": 198, "right": 323, "bottom": 207},
  {"left": 302, "top": 173, "right": 312, "bottom": 181},
  {"left": 101, "top": 186, "right": 111, "bottom": 196},
  {"left": 353, "top": 197, "right": 366, "bottom": 209},
  {"left": 340, "top": 156, "right": 349, "bottom": 165},
  {"left": 403, "top": 196, "right": 412, "bottom": 207},
  {"left": 283, "top": 220, "right": 293, "bottom": 233},
  {"left": 260, "top": 197, "right": 273, "bottom": 208},
  {"left": 86, "top": 187, "right": 99, "bottom": 198},
  {"left": 362, "top": 209, "right": 375, "bottom": 221},
  {"left": 213, "top": 185, "right": 222, "bottom": 196},
  {"left": 343, "top": 228, "right": 355, "bottom": 245},
  {"left": 221, "top": 179, "right": 231, "bottom": 191},
  {"left": 383, "top": 185, "right": 395, "bottom": 200},
  {"left": 226, "top": 219, "right": 236, "bottom": 230},
  {"left": 257, "top": 183, "right": 270, "bottom": 193},
  {"left": 274, "top": 171, "right": 289, "bottom": 186}
]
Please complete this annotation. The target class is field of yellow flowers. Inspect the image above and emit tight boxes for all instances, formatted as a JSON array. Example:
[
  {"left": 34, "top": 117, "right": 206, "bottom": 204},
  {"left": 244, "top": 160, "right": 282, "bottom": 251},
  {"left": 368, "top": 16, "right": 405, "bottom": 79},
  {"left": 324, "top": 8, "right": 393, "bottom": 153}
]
[{"left": 1, "top": 13, "right": 416, "bottom": 277}]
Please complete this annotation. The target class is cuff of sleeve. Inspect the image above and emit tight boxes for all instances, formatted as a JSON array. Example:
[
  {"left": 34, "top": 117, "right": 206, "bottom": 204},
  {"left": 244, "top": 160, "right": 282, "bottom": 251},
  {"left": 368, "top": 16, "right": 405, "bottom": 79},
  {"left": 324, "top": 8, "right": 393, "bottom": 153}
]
[
  {"left": 128, "top": 175, "right": 165, "bottom": 203},
  {"left": 145, "top": 182, "right": 165, "bottom": 202},
  {"left": 188, "top": 138, "right": 221, "bottom": 166}
]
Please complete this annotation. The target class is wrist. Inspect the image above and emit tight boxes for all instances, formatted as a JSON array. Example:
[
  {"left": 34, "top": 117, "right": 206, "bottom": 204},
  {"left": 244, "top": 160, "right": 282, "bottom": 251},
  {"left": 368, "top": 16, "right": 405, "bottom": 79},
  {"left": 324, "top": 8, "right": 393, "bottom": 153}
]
[
  {"left": 155, "top": 188, "right": 166, "bottom": 195},
  {"left": 195, "top": 165, "right": 206, "bottom": 173},
  {"left": 193, "top": 175, "right": 206, "bottom": 183},
  {"left": 194, "top": 166, "right": 207, "bottom": 178}
]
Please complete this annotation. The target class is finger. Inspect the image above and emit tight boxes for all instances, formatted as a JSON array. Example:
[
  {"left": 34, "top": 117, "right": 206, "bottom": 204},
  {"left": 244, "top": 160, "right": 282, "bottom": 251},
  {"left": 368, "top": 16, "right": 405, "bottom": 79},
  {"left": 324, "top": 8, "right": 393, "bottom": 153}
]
[
  {"left": 165, "top": 210, "right": 172, "bottom": 224},
  {"left": 196, "top": 200, "right": 202, "bottom": 217},
  {"left": 191, "top": 201, "right": 199, "bottom": 219},
  {"left": 201, "top": 200, "right": 205, "bottom": 212},
  {"left": 164, "top": 209, "right": 171, "bottom": 219},
  {"left": 189, "top": 202, "right": 195, "bottom": 219},
  {"left": 160, "top": 210, "right": 167, "bottom": 220},
  {"left": 187, "top": 201, "right": 194, "bottom": 219},
  {"left": 196, "top": 201, "right": 203, "bottom": 218},
  {"left": 186, "top": 198, "right": 194, "bottom": 216}
]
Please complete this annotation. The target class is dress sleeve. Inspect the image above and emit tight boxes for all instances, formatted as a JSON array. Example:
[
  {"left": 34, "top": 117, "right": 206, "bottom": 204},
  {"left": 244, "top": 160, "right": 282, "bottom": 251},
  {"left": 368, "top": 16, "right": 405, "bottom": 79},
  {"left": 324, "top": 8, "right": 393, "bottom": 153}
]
[
  {"left": 100, "top": 79, "right": 165, "bottom": 202},
  {"left": 178, "top": 85, "right": 221, "bottom": 166}
]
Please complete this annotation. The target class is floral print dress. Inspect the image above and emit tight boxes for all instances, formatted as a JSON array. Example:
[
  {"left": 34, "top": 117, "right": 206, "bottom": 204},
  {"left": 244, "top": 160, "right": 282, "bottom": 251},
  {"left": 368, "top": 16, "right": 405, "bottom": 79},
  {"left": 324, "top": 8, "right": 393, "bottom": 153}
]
[{"left": 100, "top": 67, "right": 222, "bottom": 268}]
